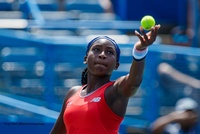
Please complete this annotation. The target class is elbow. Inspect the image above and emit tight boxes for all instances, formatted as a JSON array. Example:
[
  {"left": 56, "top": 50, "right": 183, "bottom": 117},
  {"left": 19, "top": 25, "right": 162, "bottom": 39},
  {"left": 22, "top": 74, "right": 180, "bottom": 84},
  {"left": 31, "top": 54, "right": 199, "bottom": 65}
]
[
  {"left": 120, "top": 75, "right": 142, "bottom": 97},
  {"left": 123, "top": 86, "right": 139, "bottom": 97}
]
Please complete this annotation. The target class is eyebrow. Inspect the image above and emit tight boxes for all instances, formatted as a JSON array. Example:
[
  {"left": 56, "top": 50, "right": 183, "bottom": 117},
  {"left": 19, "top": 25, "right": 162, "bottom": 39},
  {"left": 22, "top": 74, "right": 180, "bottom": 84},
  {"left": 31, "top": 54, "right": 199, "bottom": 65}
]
[{"left": 94, "top": 45, "right": 115, "bottom": 51}]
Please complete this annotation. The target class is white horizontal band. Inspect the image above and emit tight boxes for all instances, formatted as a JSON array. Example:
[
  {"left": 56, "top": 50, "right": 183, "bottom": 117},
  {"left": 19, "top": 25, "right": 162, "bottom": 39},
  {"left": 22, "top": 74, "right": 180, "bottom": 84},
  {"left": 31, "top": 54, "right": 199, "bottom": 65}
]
[{"left": 132, "top": 45, "right": 148, "bottom": 60}]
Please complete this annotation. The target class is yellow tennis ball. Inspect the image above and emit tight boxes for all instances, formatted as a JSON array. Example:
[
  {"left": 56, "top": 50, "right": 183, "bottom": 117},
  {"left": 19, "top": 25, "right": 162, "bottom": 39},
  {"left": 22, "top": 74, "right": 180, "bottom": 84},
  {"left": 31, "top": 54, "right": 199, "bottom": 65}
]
[{"left": 141, "top": 15, "right": 155, "bottom": 30}]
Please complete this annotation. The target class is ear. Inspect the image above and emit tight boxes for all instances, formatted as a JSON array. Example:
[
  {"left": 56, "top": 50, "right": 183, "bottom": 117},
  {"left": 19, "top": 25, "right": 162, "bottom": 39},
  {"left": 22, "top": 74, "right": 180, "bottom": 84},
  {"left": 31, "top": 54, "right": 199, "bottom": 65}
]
[
  {"left": 114, "top": 62, "right": 120, "bottom": 70},
  {"left": 83, "top": 56, "right": 88, "bottom": 64}
]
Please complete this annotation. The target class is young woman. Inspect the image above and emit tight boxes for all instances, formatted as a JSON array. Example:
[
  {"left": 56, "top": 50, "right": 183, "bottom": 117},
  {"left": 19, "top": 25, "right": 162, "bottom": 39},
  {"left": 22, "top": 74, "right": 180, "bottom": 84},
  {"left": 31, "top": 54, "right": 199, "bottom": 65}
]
[{"left": 50, "top": 24, "right": 161, "bottom": 134}]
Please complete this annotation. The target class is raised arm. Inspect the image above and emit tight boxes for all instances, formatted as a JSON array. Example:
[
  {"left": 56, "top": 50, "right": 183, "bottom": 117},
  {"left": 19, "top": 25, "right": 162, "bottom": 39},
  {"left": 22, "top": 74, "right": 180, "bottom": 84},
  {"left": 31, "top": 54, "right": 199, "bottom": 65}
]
[{"left": 117, "top": 25, "right": 160, "bottom": 97}]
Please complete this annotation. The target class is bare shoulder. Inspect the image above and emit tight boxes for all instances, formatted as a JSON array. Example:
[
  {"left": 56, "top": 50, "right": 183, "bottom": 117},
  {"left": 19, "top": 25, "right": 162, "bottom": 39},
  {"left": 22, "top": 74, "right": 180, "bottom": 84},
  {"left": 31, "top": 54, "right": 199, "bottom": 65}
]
[
  {"left": 63, "top": 85, "right": 82, "bottom": 103},
  {"left": 68, "top": 86, "right": 82, "bottom": 94}
]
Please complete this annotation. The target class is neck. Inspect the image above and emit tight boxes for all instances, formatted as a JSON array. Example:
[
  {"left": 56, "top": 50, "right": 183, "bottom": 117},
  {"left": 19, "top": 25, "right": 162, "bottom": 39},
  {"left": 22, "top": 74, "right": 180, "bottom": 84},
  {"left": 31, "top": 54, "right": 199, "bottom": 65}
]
[{"left": 86, "top": 74, "right": 110, "bottom": 94}]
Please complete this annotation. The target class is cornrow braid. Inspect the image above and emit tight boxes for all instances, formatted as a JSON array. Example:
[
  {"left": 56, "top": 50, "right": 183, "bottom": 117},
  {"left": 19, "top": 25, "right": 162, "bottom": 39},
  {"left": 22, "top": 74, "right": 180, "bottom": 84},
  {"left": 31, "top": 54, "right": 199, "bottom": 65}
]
[{"left": 81, "top": 67, "right": 88, "bottom": 85}]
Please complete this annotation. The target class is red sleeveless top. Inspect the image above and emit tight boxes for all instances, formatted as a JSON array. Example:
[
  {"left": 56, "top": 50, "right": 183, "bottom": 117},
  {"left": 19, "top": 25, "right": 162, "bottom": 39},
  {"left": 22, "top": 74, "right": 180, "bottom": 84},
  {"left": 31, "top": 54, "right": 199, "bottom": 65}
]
[{"left": 63, "top": 81, "right": 123, "bottom": 134}]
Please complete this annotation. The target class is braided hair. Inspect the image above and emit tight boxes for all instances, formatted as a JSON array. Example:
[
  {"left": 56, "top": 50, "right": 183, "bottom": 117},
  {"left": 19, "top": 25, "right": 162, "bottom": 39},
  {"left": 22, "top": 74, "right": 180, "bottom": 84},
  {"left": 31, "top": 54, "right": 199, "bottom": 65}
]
[{"left": 81, "top": 67, "right": 88, "bottom": 85}]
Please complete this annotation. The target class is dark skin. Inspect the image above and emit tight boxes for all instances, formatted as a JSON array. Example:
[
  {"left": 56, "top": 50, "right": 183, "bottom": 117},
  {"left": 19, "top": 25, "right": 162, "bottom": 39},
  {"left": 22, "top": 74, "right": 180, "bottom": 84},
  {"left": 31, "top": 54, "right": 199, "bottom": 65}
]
[{"left": 50, "top": 24, "right": 160, "bottom": 134}]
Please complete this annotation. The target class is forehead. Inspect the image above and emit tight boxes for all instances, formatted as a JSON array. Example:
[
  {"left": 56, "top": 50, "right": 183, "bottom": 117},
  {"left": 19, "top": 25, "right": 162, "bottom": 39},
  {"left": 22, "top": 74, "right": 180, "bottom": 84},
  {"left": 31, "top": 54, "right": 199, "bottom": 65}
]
[{"left": 91, "top": 39, "right": 115, "bottom": 49}]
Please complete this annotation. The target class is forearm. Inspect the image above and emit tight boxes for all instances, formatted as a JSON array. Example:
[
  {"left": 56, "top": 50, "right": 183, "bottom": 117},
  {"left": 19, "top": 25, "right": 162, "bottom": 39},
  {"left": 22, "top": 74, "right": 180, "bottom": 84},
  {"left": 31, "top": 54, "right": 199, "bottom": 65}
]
[
  {"left": 128, "top": 42, "right": 147, "bottom": 84},
  {"left": 120, "top": 42, "right": 147, "bottom": 96},
  {"left": 121, "top": 58, "right": 145, "bottom": 97},
  {"left": 128, "top": 59, "right": 145, "bottom": 87},
  {"left": 151, "top": 114, "right": 175, "bottom": 134}
]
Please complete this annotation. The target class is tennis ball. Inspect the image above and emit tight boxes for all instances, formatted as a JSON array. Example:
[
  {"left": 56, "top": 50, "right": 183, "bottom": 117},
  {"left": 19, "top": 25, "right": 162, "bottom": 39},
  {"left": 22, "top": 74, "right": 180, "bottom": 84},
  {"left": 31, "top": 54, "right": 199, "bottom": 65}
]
[{"left": 141, "top": 15, "right": 155, "bottom": 30}]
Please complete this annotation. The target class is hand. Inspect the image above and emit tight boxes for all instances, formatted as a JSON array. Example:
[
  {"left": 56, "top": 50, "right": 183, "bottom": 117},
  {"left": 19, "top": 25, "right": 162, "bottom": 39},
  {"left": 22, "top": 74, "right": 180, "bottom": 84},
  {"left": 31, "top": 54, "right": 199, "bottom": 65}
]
[
  {"left": 134, "top": 24, "right": 161, "bottom": 50},
  {"left": 169, "top": 111, "right": 198, "bottom": 124}
]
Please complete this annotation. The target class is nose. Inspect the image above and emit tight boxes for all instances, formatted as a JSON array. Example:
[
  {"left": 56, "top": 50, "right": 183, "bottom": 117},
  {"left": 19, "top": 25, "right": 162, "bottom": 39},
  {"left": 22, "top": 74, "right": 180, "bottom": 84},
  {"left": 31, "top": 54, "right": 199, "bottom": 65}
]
[{"left": 99, "top": 51, "right": 106, "bottom": 59}]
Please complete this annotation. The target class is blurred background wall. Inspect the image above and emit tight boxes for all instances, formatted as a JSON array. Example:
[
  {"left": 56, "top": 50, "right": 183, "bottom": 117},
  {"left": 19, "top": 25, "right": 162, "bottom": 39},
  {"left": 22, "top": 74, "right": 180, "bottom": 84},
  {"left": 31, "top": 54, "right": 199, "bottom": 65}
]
[{"left": 0, "top": 0, "right": 199, "bottom": 134}]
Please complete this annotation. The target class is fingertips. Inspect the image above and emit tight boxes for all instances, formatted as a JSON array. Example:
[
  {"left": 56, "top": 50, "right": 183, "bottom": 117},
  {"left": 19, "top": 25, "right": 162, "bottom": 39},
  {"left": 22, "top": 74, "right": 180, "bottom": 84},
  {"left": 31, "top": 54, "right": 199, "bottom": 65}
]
[
  {"left": 139, "top": 26, "right": 143, "bottom": 31},
  {"left": 155, "top": 24, "right": 161, "bottom": 30},
  {"left": 154, "top": 24, "right": 161, "bottom": 35},
  {"left": 151, "top": 27, "right": 155, "bottom": 33},
  {"left": 134, "top": 30, "right": 140, "bottom": 35},
  {"left": 135, "top": 30, "right": 143, "bottom": 41},
  {"left": 140, "top": 27, "right": 146, "bottom": 35},
  {"left": 157, "top": 24, "right": 161, "bottom": 28}
]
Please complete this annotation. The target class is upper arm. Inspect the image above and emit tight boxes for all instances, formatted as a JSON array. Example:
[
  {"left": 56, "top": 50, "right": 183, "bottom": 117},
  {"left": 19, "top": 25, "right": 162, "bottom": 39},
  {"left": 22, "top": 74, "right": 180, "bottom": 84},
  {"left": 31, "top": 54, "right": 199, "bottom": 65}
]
[
  {"left": 50, "top": 86, "right": 81, "bottom": 134},
  {"left": 50, "top": 97, "right": 67, "bottom": 134}
]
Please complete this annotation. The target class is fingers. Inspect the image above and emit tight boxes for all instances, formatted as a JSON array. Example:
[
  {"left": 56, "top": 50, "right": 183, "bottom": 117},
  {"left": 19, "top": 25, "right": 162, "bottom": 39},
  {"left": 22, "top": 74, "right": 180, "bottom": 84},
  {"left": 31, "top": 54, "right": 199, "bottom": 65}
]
[
  {"left": 135, "top": 29, "right": 147, "bottom": 47},
  {"left": 134, "top": 30, "right": 143, "bottom": 42},
  {"left": 140, "top": 27, "right": 151, "bottom": 44},
  {"left": 135, "top": 24, "right": 161, "bottom": 46},
  {"left": 149, "top": 27, "right": 156, "bottom": 43},
  {"left": 152, "top": 24, "right": 161, "bottom": 37}
]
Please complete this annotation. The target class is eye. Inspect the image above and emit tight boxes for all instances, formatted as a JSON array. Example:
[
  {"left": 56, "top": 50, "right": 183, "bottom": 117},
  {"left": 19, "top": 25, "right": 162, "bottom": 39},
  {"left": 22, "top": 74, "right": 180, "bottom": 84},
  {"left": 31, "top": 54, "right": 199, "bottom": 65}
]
[
  {"left": 105, "top": 46, "right": 115, "bottom": 55},
  {"left": 107, "top": 50, "right": 114, "bottom": 55},
  {"left": 92, "top": 48, "right": 100, "bottom": 52}
]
